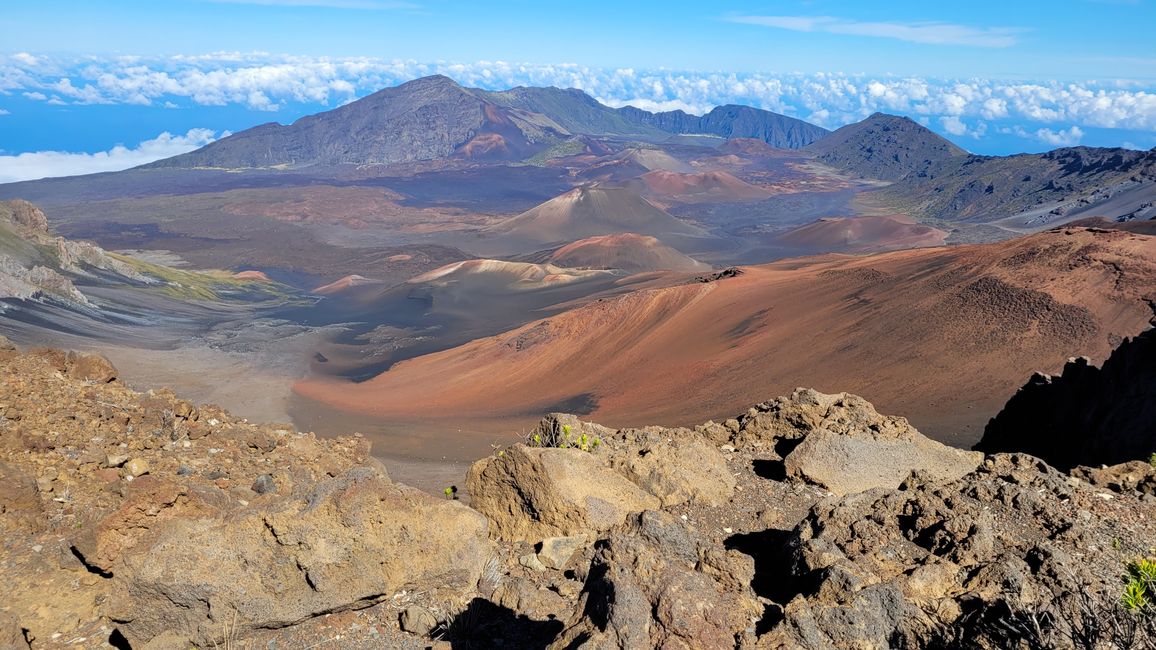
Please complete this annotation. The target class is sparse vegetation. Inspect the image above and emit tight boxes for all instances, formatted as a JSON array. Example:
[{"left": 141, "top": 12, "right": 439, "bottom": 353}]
[{"left": 526, "top": 423, "right": 601, "bottom": 452}]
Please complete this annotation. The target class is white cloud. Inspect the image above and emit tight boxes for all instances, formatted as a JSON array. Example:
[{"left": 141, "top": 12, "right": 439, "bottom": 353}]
[
  {"left": 12, "top": 52, "right": 39, "bottom": 66},
  {"left": 1035, "top": 126, "right": 1085, "bottom": 146},
  {"left": 597, "top": 97, "right": 707, "bottom": 115},
  {"left": 0, "top": 109, "right": 8, "bottom": 116},
  {"left": 941, "top": 116, "right": 968, "bottom": 136},
  {"left": 3, "top": 54, "right": 1156, "bottom": 147},
  {"left": 0, "top": 129, "right": 219, "bottom": 184},
  {"left": 727, "top": 15, "right": 1022, "bottom": 48},
  {"left": 940, "top": 115, "right": 987, "bottom": 138}
]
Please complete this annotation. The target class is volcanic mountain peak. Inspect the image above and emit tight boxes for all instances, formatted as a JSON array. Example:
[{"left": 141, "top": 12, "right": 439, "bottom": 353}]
[
  {"left": 487, "top": 184, "right": 708, "bottom": 248},
  {"left": 549, "top": 233, "right": 711, "bottom": 273},
  {"left": 806, "top": 111, "right": 968, "bottom": 181},
  {"left": 627, "top": 169, "right": 772, "bottom": 202}
]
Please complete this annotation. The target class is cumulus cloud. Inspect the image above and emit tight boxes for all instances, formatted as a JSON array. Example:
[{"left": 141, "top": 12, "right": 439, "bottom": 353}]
[
  {"left": 727, "top": 15, "right": 1021, "bottom": 47},
  {"left": 0, "top": 129, "right": 219, "bottom": 183},
  {"left": 1034, "top": 126, "right": 1085, "bottom": 146},
  {"left": 0, "top": 109, "right": 8, "bottom": 116}
]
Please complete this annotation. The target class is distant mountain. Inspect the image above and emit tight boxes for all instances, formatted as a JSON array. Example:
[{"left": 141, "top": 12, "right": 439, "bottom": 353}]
[
  {"left": 145, "top": 75, "right": 828, "bottom": 170},
  {"left": 804, "top": 112, "right": 968, "bottom": 181},
  {"left": 880, "top": 145, "right": 1156, "bottom": 223},
  {"left": 147, "top": 75, "right": 565, "bottom": 169},
  {"left": 619, "top": 104, "right": 830, "bottom": 149}
]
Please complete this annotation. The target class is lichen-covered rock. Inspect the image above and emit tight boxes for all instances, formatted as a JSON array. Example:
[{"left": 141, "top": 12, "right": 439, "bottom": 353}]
[
  {"left": 109, "top": 467, "right": 493, "bottom": 647},
  {"left": 551, "top": 510, "right": 759, "bottom": 649},
  {"left": 467, "top": 444, "right": 660, "bottom": 541}
]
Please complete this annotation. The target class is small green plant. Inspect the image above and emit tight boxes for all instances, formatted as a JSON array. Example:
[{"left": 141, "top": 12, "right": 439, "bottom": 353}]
[
  {"left": 1149, "top": 452, "right": 1156, "bottom": 469},
  {"left": 1123, "top": 557, "right": 1156, "bottom": 613},
  {"left": 443, "top": 486, "right": 458, "bottom": 500},
  {"left": 525, "top": 423, "right": 601, "bottom": 453}
]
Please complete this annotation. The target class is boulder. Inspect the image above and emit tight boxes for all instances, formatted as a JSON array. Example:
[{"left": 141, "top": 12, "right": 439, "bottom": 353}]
[
  {"left": 605, "top": 426, "right": 736, "bottom": 507},
  {"left": 64, "top": 351, "right": 118, "bottom": 383},
  {"left": 108, "top": 467, "right": 493, "bottom": 647},
  {"left": 551, "top": 510, "right": 759, "bottom": 649},
  {"left": 467, "top": 444, "right": 660, "bottom": 541},
  {"left": 783, "top": 423, "right": 982, "bottom": 496},
  {"left": 728, "top": 389, "right": 982, "bottom": 495}
]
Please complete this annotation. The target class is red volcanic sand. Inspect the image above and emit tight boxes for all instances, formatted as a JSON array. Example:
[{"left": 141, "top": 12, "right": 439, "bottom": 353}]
[
  {"left": 232, "top": 270, "right": 272, "bottom": 282},
  {"left": 549, "top": 233, "right": 710, "bottom": 273},
  {"left": 631, "top": 170, "right": 772, "bottom": 202},
  {"left": 777, "top": 215, "right": 949, "bottom": 253},
  {"left": 294, "top": 228, "right": 1156, "bottom": 449}
]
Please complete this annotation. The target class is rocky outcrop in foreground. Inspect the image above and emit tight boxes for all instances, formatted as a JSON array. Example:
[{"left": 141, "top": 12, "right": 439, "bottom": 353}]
[
  {"left": 3, "top": 337, "right": 1156, "bottom": 648},
  {"left": 977, "top": 326, "right": 1156, "bottom": 469}
]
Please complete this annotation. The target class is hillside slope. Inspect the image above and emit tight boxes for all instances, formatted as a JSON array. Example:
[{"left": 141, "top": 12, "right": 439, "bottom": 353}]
[{"left": 295, "top": 227, "right": 1156, "bottom": 444}]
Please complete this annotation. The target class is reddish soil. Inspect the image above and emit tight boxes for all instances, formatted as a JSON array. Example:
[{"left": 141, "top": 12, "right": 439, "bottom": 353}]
[
  {"left": 231, "top": 270, "right": 272, "bottom": 281},
  {"left": 776, "top": 215, "right": 949, "bottom": 253},
  {"left": 549, "top": 233, "right": 710, "bottom": 272},
  {"left": 294, "top": 227, "right": 1156, "bottom": 452},
  {"left": 625, "top": 170, "right": 772, "bottom": 203}
]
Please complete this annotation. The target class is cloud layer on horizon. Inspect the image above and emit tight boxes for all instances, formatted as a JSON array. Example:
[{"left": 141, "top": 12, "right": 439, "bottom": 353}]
[
  {"left": 0, "top": 129, "right": 221, "bottom": 183},
  {"left": 2, "top": 52, "right": 1155, "bottom": 152}
]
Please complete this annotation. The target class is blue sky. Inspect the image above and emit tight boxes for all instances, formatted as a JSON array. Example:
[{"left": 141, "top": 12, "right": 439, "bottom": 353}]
[{"left": 1, "top": 0, "right": 1155, "bottom": 181}]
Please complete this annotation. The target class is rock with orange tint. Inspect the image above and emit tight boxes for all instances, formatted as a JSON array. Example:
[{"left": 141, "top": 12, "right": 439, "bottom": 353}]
[
  {"left": 467, "top": 444, "right": 660, "bottom": 541},
  {"left": 110, "top": 467, "right": 493, "bottom": 647}
]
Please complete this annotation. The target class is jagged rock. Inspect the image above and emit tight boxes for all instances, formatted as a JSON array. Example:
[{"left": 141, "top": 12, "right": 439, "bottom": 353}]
[
  {"left": 976, "top": 328, "right": 1156, "bottom": 469},
  {"left": 605, "top": 426, "right": 736, "bottom": 506},
  {"left": 0, "top": 199, "right": 49, "bottom": 234},
  {"left": 0, "top": 461, "right": 44, "bottom": 533},
  {"left": 0, "top": 334, "right": 15, "bottom": 352},
  {"left": 551, "top": 510, "right": 759, "bottom": 649},
  {"left": 109, "top": 467, "right": 493, "bottom": 647},
  {"left": 733, "top": 388, "right": 982, "bottom": 495},
  {"left": 763, "top": 454, "right": 1138, "bottom": 648},
  {"left": 1071, "top": 460, "right": 1156, "bottom": 495},
  {"left": 537, "top": 535, "right": 586, "bottom": 570},
  {"left": 399, "top": 606, "right": 438, "bottom": 636},
  {"left": 467, "top": 444, "right": 660, "bottom": 541}
]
